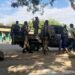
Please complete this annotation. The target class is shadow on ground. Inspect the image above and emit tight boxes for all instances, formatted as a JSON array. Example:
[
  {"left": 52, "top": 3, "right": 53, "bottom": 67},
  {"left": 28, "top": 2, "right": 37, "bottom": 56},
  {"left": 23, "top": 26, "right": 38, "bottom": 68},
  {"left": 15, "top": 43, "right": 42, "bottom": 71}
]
[{"left": 0, "top": 50, "right": 75, "bottom": 75}]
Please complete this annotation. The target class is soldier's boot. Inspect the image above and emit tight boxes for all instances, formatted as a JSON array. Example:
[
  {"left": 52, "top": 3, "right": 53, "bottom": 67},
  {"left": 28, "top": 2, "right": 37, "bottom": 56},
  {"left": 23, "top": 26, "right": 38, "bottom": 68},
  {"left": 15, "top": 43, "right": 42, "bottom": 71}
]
[
  {"left": 25, "top": 44, "right": 33, "bottom": 53},
  {"left": 22, "top": 48, "right": 26, "bottom": 53},
  {"left": 42, "top": 41, "right": 48, "bottom": 55},
  {"left": 26, "top": 47, "right": 33, "bottom": 53}
]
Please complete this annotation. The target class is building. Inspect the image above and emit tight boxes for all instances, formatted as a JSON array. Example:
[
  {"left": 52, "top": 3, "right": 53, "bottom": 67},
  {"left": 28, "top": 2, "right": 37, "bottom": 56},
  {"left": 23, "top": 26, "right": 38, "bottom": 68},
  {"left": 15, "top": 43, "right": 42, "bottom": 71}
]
[{"left": 0, "top": 25, "right": 11, "bottom": 44}]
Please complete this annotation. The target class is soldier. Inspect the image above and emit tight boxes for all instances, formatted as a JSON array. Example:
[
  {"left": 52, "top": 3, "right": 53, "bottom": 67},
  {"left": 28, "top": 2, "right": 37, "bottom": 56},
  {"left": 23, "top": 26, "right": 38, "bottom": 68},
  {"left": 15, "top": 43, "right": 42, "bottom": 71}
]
[
  {"left": 41, "top": 20, "right": 55, "bottom": 54},
  {"left": 11, "top": 21, "right": 20, "bottom": 36},
  {"left": 11, "top": 21, "right": 20, "bottom": 44},
  {"left": 41, "top": 20, "right": 49, "bottom": 54},
  {"left": 41, "top": 20, "right": 55, "bottom": 40},
  {"left": 21, "top": 21, "right": 28, "bottom": 36},
  {"left": 33, "top": 17, "right": 39, "bottom": 36},
  {"left": 22, "top": 21, "right": 32, "bottom": 53},
  {"left": 61, "top": 25, "right": 68, "bottom": 53},
  {"left": 68, "top": 24, "right": 75, "bottom": 51}
]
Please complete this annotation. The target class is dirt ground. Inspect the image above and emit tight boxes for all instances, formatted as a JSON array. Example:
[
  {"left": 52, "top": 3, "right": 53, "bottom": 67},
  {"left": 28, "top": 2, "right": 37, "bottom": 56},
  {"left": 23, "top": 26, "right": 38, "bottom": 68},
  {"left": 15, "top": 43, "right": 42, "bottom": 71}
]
[{"left": 0, "top": 48, "right": 75, "bottom": 75}]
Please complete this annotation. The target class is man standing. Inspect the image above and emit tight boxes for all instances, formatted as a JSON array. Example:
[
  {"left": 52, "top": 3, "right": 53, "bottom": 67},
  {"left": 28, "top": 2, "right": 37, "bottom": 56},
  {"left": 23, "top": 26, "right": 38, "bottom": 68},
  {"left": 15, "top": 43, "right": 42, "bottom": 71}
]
[
  {"left": 21, "top": 21, "right": 32, "bottom": 53},
  {"left": 11, "top": 21, "right": 20, "bottom": 35},
  {"left": 11, "top": 21, "right": 20, "bottom": 44},
  {"left": 40, "top": 20, "right": 55, "bottom": 54},
  {"left": 61, "top": 25, "right": 68, "bottom": 53},
  {"left": 33, "top": 17, "right": 39, "bottom": 35},
  {"left": 68, "top": 24, "right": 75, "bottom": 51}
]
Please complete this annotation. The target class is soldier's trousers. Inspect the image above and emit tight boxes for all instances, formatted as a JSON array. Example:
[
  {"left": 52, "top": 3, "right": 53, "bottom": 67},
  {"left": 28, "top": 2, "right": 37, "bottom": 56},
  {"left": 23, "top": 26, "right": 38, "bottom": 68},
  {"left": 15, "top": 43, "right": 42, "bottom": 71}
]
[
  {"left": 59, "top": 37, "right": 68, "bottom": 51},
  {"left": 62, "top": 38, "right": 68, "bottom": 49},
  {"left": 34, "top": 28, "right": 38, "bottom": 35},
  {"left": 23, "top": 36, "right": 32, "bottom": 52}
]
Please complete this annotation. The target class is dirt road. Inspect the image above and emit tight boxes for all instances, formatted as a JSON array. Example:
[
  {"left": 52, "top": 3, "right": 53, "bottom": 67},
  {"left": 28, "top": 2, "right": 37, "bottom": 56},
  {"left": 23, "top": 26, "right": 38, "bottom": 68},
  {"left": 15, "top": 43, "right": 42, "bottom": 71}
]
[{"left": 0, "top": 44, "right": 75, "bottom": 75}]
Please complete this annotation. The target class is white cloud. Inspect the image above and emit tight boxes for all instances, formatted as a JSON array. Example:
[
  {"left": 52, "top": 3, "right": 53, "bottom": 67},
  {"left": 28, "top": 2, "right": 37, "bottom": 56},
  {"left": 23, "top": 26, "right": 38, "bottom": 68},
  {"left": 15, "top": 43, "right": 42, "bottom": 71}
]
[{"left": 0, "top": 1, "right": 75, "bottom": 27}]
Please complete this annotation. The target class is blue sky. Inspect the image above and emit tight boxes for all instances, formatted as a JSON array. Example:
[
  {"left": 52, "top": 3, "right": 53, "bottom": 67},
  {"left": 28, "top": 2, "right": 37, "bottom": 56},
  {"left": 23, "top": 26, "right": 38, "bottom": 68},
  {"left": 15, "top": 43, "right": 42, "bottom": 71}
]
[
  {"left": 1, "top": 0, "right": 75, "bottom": 25},
  {"left": 0, "top": 0, "right": 17, "bottom": 16},
  {"left": 42, "top": 0, "right": 69, "bottom": 8},
  {"left": 0, "top": 0, "right": 6, "bottom": 3},
  {"left": 53, "top": 0, "right": 69, "bottom": 8}
]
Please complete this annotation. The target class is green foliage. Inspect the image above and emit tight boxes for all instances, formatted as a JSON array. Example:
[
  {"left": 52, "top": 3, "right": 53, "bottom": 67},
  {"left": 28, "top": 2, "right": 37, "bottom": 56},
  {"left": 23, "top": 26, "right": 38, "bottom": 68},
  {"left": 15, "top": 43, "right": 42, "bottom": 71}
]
[
  {"left": 28, "top": 19, "right": 62, "bottom": 30},
  {"left": 11, "top": 0, "right": 75, "bottom": 13},
  {"left": 39, "top": 20, "right": 44, "bottom": 29},
  {"left": 31, "top": 0, "right": 40, "bottom": 5},
  {"left": 28, "top": 21, "right": 33, "bottom": 30},
  {"left": 11, "top": 0, "right": 55, "bottom": 14},
  {"left": 49, "top": 19, "right": 62, "bottom": 25},
  {"left": 40, "top": 19, "right": 62, "bottom": 26}
]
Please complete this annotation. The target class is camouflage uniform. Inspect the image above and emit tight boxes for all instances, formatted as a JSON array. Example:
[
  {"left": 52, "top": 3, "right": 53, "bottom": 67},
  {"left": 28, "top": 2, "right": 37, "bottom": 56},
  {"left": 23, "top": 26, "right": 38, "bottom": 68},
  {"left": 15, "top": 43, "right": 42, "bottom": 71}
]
[
  {"left": 22, "top": 21, "right": 32, "bottom": 53},
  {"left": 41, "top": 22, "right": 55, "bottom": 40},
  {"left": 11, "top": 21, "right": 20, "bottom": 44},
  {"left": 40, "top": 20, "right": 55, "bottom": 54},
  {"left": 33, "top": 17, "right": 39, "bottom": 35},
  {"left": 11, "top": 24, "right": 20, "bottom": 36}
]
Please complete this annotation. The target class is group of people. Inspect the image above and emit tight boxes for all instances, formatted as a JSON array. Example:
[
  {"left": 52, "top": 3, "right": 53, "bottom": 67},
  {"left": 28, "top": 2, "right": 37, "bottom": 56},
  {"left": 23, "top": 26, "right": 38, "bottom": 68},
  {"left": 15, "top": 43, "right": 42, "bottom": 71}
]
[
  {"left": 10, "top": 17, "right": 75, "bottom": 53},
  {"left": 10, "top": 17, "right": 40, "bottom": 53},
  {"left": 60, "top": 24, "right": 75, "bottom": 53},
  {"left": 11, "top": 17, "right": 39, "bottom": 35},
  {"left": 41, "top": 21, "right": 75, "bottom": 53}
]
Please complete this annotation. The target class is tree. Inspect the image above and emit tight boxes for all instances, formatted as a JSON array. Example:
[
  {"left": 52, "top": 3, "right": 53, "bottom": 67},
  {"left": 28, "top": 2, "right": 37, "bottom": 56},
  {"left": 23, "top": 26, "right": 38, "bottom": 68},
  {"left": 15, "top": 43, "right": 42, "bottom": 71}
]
[
  {"left": 28, "top": 19, "right": 62, "bottom": 31},
  {"left": 11, "top": 0, "right": 75, "bottom": 14},
  {"left": 70, "top": 0, "right": 75, "bottom": 10},
  {"left": 11, "top": 0, "right": 54, "bottom": 14}
]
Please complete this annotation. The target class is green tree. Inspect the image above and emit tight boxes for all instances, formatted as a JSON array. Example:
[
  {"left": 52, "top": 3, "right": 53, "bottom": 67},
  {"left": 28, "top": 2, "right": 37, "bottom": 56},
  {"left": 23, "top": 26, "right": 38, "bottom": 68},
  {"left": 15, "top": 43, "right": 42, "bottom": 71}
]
[
  {"left": 28, "top": 19, "right": 62, "bottom": 30},
  {"left": 11, "top": 0, "right": 75, "bottom": 13},
  {"left": 49, "top": 19, "right": 62, "bottom": 25}
]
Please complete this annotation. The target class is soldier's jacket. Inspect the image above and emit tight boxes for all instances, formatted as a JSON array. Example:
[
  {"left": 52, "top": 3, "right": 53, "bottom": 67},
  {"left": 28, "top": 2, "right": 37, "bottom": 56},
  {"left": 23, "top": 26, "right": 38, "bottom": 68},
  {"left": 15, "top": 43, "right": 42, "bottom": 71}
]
[
  {"left": 40, "top": 25, "right": 55, "bottom": 38},
  {"left": 21, "top": 25, "right": 28, "bottom": 35},
  {"left": 11, "top": 24, "right": 20, "bottom": 36},
  {"left": 61, "top": 27, "right": 68, "bottom": 39},
  {"left": 33, "top": 20, "right": 39, "bottom": 29}
]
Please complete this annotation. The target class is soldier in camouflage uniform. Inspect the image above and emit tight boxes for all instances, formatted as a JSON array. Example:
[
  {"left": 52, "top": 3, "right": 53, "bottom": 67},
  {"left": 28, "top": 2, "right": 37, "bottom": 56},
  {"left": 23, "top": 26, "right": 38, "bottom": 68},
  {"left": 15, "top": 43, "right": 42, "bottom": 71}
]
[
  {"left": 22, "top": 21, "right": 32, "bottom": 53},
  {"left": 11, "top": 21, "right": 20, "bottom": 44},
  {"left": 33, "top": 17, "right": 39, "bottom": 36},
  {"left": 40, "top": 20, "right": 55, "bottom": 54}
]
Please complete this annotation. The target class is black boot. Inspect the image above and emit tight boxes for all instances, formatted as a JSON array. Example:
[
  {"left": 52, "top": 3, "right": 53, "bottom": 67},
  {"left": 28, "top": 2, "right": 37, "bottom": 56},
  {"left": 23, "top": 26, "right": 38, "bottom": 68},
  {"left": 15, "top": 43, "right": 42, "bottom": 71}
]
[
  {"left": 26, "top": 47, "right": 33, "bottom": 53},
  {"left": 22, "top": 48, "right": 26, "bottom": 53}
]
